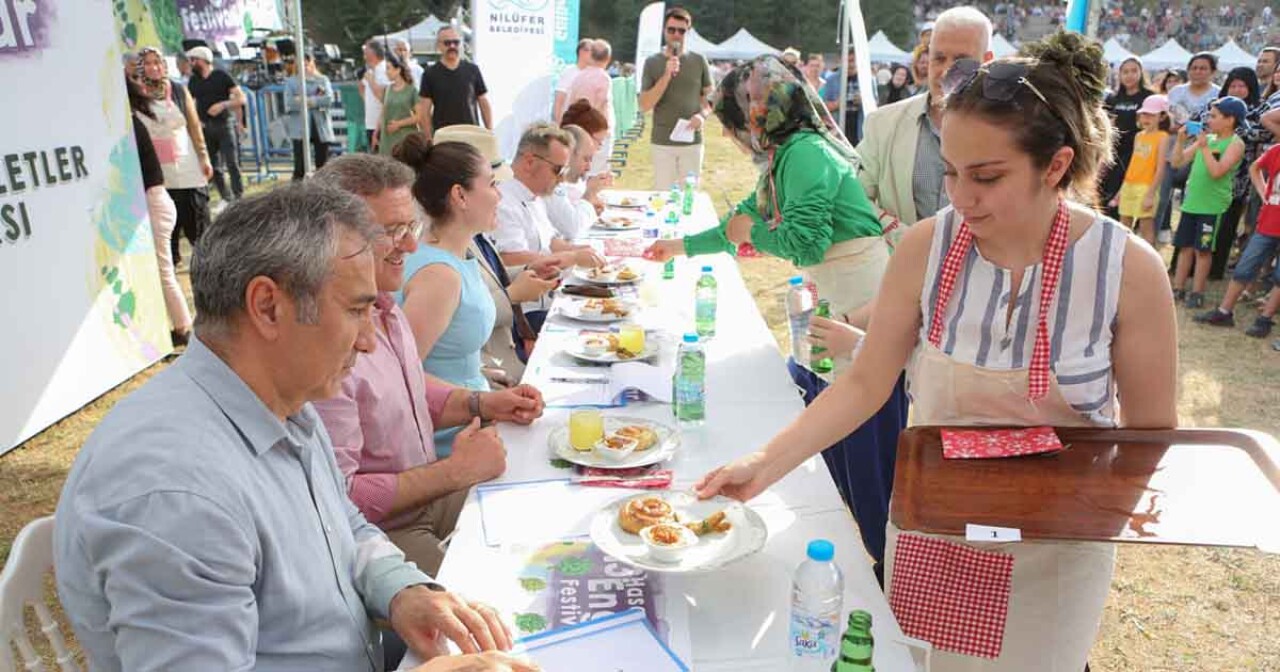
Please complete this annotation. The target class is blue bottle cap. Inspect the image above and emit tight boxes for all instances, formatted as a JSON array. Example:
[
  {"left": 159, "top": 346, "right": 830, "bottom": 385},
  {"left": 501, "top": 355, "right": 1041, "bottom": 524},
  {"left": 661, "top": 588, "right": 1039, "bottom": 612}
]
[
  {"left": 683, "top": 333, "right": 699, "bottom": 343},
  {"left": 806, "top": 539, "right": 835, "bottom": 562},
  {"left": 788, "top": 276, "right": 804, "bottom": 286},
  {"left": 701, "top": 265, "right": 713, "bottom": 273}
]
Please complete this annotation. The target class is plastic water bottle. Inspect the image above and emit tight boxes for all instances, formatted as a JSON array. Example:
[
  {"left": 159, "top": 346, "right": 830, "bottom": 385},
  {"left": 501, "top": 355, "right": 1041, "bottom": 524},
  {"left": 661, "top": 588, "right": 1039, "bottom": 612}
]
[
  {"left": 811, "top": 299, "right": 834, "bottom": 374},
  {"left": 790, "top": 539, "right": 844, "bottom": 670},
  {"left": 695, "top": 266, "right": 717, "bottom": 338},
  {"left": 668, "top": 183, "right": 681, "bottom": 205},
  {"left": 682, "top": 172, "right": 696, "bottom": 215},
  {"left": 643, "top": 209, "right": 659, "bottom": 239},
  {"left": 674, "top": 334, "right": 705, "bottom": 426},
  {"left": 786, "top": 276, "right": 815, "bottom": 367}
]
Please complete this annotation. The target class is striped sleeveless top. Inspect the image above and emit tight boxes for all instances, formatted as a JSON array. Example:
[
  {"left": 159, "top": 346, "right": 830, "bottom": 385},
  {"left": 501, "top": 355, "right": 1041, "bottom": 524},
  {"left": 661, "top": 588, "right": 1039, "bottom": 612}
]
[{"left": 915, "top": 206, "right": 1129, "bottom": 426}]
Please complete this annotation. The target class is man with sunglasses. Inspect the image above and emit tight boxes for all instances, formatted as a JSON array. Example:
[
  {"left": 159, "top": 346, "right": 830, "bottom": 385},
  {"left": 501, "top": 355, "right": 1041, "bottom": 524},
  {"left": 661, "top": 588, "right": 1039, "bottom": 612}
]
[
  {"left": 418, "top": 26, "right": 493, "bottom": 139},
  {"left": 495, "top": 123, "right": 605, "bottom": 330},
  {"left": 310, "top": 154, "right": 545, "bottom": 577},
  {"left": 856, "top": 6, "right": 993, "bottom": 239},
  {"left": 640, "top": 6, "right": 713, "bottom": 190}
]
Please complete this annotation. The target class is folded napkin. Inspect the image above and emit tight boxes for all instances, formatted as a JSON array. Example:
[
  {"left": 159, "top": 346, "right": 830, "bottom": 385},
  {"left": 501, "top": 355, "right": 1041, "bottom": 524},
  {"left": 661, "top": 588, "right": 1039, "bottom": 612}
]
[
  {"left": 941, "top": 426, "right": 1064, "bottom": 459},
  {"left": 573, "top": 466, "right": 673, "bottom": 489}
]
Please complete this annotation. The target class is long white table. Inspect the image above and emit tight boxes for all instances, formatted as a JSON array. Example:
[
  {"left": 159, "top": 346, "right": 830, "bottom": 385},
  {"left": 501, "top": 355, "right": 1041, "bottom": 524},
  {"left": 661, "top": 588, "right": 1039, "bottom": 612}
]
[{"left": 403, "top": 193, "right": 923, "bottom": 671}]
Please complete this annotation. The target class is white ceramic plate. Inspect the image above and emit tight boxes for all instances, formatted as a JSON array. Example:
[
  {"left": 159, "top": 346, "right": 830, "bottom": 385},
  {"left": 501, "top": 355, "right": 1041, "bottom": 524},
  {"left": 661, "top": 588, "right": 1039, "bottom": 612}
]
[
  {"left": 590, "top": 493, "right": 768, "bottom": 573},
  {"left": 573, "top": 265, "right": 641, "bottom": 285},
  {"left": 559, "top": 299, "right": 636, "bottom": 323},
  {"left": 563, "top": 338, "right": 658, "bottom": 363},
  {"left": 550, "top": 416, "right": 679, "bottom": 469},
  {"left": 601, "top": 192, "right": 650, "bottom": 209},
  {"left": 595, "top": 214, "right": 643, "bottom": 231}
]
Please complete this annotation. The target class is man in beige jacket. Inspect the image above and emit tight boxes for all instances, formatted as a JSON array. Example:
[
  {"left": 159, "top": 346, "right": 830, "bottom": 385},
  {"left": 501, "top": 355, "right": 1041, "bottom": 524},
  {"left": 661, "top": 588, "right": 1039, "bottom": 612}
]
[{"left": 856, "top": 7, "right": 993, "bottom": 241}]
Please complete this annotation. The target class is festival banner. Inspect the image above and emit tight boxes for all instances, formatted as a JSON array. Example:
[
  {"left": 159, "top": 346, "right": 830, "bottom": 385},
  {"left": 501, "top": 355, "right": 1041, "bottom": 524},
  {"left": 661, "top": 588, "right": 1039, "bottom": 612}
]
[
  {"left": 634, "top": 2, "right": 665, "bottom": 87},
  {"left": 471, "top": 0, "right": 579, "bottom": 157},
  {"left": 175, "top": 0, "right": 282, "bottom": 51},
  {"left": 0, "top": 0, "right": 172, "bottom": 454}
]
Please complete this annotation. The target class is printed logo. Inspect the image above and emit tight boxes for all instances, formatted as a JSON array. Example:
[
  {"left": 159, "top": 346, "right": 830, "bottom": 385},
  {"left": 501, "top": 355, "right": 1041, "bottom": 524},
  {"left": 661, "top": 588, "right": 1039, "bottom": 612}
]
[{"left": 488, "top": 0, "right": 549, "bottom": 12}]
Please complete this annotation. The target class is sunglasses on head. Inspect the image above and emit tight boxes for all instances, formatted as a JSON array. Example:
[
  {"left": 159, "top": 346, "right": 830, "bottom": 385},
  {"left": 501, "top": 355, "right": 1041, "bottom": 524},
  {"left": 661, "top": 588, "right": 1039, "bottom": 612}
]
[
  {"left": 665, "top": 26, "right": 688, "bottom": 35},
  {"left": 942, "top": 58, "right": 1052, "bottom": 109}
]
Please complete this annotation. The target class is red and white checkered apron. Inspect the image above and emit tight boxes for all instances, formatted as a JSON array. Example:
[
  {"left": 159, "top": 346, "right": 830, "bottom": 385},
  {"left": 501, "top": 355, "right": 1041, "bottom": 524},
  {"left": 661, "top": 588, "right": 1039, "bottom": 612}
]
[
  {"left": 889, "top": 201, "right": 1074, "bottom": 659},
  {"left": 926, "top": 200, "right": 1072, "bottom": 400}
]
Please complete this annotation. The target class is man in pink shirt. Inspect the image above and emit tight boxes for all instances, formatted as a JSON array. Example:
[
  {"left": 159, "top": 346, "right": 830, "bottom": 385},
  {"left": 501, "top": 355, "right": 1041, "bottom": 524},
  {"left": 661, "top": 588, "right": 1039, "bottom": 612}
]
[{"left": 312, "top": 154, "right": 545, "bottom": 574}]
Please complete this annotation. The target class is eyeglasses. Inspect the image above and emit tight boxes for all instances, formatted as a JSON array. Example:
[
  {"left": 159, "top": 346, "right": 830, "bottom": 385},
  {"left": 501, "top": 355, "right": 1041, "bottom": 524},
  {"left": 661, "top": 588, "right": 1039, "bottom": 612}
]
[
  {"left": 442, "top": 39, "right": 461, "bottom": 47},
  {"left": 665, "top": 26, "right": 688, "bottom": 35},
  {"left": 941, "top": 59, "right": 1052, "bottom": 110},
  {"left": 382, "top": 218, "right": 425, "bottom": 244},
  {"left": 531, "top": 153, "right": 568, "bottom": 177}
]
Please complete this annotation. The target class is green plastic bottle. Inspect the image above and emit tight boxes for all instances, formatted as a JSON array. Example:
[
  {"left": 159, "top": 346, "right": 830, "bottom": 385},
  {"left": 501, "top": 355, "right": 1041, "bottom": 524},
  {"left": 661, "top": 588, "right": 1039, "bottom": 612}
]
[
  {"left": 695, "top": 266, "right": 717, "bottom": 338},
  {"left": 831, "top": 610, "right": 874, "bottom": 672},
  {"left": 811, "top": 299, "right": 833, "bottom": 373},
  {"left": 682, "top": 172, "right": 696, "bottom": 215}
]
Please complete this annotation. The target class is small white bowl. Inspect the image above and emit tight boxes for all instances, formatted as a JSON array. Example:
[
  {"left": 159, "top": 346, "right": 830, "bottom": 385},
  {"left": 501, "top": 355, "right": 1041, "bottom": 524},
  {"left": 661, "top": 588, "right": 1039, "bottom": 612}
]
[
  {"left": 579, "top": 301, "right": 605, "bottom": 317},
  {"left": 582, "top": 337, "right": 610, "bottom": 357},
  {"left": 595, "top": 435, "right": 638, "bottom": 463},
  {"left": 640, "top": 523, "right": 699, "bottom": 562}
]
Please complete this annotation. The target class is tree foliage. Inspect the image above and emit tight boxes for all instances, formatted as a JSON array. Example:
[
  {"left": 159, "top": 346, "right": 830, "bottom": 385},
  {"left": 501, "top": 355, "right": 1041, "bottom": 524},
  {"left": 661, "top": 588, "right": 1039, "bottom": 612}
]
[{"left": 303, "top": 0, "right": 459, "bottom": 53}]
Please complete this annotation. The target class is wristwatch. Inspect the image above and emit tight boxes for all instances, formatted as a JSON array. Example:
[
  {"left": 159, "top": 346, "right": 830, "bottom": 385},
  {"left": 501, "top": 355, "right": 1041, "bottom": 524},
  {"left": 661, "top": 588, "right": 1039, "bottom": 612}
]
[{"left": 468, "top": 391, "right": 484, "bottom": 420}]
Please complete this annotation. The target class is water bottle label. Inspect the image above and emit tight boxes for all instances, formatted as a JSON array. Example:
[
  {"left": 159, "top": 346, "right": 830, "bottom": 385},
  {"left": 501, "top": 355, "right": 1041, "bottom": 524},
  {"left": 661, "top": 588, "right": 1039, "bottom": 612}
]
[{"left": 790, "top": 611, "right": 837, "bottom": 659}]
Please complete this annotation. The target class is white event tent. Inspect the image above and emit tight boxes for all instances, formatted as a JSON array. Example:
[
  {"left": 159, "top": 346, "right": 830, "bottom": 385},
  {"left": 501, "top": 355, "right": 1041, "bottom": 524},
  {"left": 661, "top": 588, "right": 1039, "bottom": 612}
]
[
  {"left": 1102, "top": 37, "right": 1137, "bottom": 65},
  {"left": 370, "top": 15, "right": 462, "bottom": 54},
  {"left": 1213, "top": 39, "right": 1256, "bottom": 70},
  {"left": 683, "top": 26, "right": 721, "bottom": 55},
  {"left": 867, "top": 30, "right": 910, "bottom": 63},
  {"left": 1141, "top": 38, "right": 1193, "bottom": 71},
  {"left": 705, "top": 28, "right": 780, "bottom": 61}
]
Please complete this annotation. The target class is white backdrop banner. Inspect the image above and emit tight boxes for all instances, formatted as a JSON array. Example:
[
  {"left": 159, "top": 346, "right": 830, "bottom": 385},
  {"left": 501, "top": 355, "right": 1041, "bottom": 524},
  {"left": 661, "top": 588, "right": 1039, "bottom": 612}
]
[
  {"left": 472, "top": 0, "right": 580, "bottom": 158},
  {"left": 0, "top": 0, "right": 172, "bottom": 454},
  {"left": 634, "top": 2, "right": 665, "bottom": 86}
]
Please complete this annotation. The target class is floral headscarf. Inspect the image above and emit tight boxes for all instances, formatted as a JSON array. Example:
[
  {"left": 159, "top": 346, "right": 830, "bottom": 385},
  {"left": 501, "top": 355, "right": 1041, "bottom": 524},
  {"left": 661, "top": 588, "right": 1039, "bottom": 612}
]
[
  {"left": 137, "top": 47, "right": 169, "bottom": 100},
  {"left": 710, "top": 55, "right": 860, "bottom": 225}
]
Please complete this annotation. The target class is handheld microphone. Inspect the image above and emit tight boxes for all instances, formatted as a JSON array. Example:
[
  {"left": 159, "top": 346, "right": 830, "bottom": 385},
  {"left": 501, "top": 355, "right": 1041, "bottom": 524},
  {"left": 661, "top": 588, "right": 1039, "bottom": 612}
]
[{"left": 668, "top": 40, "right": 682, "bottom": 76}]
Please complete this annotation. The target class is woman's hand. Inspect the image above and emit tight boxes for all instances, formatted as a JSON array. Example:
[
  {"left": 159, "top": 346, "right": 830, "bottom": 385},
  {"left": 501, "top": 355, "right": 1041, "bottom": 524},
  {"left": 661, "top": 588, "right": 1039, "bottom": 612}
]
[
  {"left": 561, "top": 248, "right": 605, "bottom": 269},
  {"left": 1141, "top": 190, "right": 1155, "bottom": 213},
  {"left": 643, "top": 239, "right": 685, "bottom": 262},
  {"left": 507, "top": 270, "right": 558, "bottom": 303},
  {"left": 725, "top": 213, "right": 754, "bottom": 246},
  {"left": 808, "top": 316, "right": 864, "bottom": 359},
  {"left": 695, "top": 451, "right": 776, "bottom": 502},
  {"left": 200, "top": 158, "right": 214, "bottom": 180}
]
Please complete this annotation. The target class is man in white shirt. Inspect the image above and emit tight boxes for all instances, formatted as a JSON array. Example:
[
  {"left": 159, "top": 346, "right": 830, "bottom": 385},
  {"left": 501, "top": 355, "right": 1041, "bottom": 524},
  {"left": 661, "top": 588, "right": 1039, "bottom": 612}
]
[
  {"left": 494, "top": 123, "right": 602, "bottom": 328},
  {"left": 553, "top": 39, "right": 594, "bottom": 122},
  {"left": 394, "top": 38, "right": 424, "bottom": 91},
  {"left": 545, "top": 125, "right": 606, "bottom": 240},
  {"left": 359, "top": 40, "right": 391, "bottom": 150}
]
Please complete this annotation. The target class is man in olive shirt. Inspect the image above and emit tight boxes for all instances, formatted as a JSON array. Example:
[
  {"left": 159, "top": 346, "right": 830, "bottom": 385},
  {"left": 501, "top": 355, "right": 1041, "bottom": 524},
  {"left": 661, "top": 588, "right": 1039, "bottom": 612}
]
[{"left": 639, "top": 6, "right": 713, "bottom": 190}]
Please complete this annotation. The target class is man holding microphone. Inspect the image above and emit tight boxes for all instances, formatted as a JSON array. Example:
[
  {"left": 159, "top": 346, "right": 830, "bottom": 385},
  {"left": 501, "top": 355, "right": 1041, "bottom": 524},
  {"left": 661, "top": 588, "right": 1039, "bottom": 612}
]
[{"left": 639, "top": 6, "right": 713, "bottom": 190}]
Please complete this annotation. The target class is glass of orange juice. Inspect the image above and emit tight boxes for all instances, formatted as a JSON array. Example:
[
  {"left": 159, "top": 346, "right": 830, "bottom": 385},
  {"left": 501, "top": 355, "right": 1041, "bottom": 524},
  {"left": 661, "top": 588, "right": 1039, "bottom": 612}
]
[
  {"left": 618, "top": 323, "right": 646, "bottom": 354},
  {"left": 569, "top": 409, "right": 605, "bottom": 451}
]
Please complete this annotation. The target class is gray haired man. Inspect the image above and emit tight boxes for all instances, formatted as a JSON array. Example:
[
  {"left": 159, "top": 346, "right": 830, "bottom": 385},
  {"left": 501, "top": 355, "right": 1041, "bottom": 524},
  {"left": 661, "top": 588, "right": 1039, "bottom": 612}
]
[{"left": 54, "top": 183, "right": 532, "bottom": 672}]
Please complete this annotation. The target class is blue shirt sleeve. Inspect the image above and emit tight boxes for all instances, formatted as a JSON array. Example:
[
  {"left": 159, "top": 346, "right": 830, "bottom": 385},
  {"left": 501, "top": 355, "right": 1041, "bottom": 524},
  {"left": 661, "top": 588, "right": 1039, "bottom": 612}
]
[{"left": 74, "top": 492, "right": 260, "bottom": 671}]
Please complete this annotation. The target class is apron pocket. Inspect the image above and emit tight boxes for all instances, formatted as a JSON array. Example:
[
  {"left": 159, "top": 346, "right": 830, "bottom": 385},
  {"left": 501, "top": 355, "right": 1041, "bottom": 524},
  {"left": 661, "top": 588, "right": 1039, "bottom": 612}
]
[{"left": 889, "top": 533, "right": 1014, "bottom": 659}]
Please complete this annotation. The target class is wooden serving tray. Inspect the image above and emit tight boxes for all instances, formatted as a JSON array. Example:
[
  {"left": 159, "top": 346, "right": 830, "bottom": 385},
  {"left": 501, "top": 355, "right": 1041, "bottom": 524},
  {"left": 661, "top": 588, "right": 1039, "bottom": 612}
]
[{"left": 889, "top": 427, "right": 1280, "bottom": 550}]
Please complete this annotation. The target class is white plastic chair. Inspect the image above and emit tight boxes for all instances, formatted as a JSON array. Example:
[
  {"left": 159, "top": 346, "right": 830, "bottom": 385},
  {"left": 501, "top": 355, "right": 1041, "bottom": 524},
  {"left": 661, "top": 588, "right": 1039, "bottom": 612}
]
[{"left": 0, "top": 516, "right": 79, "bottom": 672}]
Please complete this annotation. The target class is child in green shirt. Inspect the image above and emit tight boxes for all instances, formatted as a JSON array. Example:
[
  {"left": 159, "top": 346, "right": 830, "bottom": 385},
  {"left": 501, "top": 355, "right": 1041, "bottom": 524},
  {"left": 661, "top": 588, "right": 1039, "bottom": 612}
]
[{"left": 1170, "top": 96, "right": 1247, "bottom": 308}]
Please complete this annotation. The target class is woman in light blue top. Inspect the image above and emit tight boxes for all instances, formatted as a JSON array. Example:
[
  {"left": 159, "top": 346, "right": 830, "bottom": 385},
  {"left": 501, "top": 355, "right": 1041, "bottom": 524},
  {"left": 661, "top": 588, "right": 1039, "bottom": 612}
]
[{"left": 395, "top": 134, "right": 500, "bottom": 455}]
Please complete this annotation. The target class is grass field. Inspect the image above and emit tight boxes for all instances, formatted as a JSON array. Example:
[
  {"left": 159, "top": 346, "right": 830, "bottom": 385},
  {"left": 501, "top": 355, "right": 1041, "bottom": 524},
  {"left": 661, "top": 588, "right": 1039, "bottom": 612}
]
[{"left": 2, "top": 117, "right": 1277, "bottom": 670}]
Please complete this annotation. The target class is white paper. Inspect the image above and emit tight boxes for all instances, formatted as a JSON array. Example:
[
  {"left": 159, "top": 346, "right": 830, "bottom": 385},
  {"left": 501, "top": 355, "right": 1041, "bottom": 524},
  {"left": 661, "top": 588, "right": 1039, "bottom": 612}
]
[
  {"left": 516, "top": 608, "right": 689, "bottom": 671},
  {"left": 965, "top": 524, "right": 1022, "bottom": 543},
  {"left": 669, "top": 118, "right": 696, "bottom": 143},
  {"left": 477, "top": 479, "right": 632, "bottom": 546}
]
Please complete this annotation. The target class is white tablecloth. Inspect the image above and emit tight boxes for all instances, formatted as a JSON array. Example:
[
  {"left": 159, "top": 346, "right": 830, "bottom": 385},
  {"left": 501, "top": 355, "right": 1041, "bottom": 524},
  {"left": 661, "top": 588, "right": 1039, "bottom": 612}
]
[{"left": 401, "top": 193, "right": 923, "bottom": 671}]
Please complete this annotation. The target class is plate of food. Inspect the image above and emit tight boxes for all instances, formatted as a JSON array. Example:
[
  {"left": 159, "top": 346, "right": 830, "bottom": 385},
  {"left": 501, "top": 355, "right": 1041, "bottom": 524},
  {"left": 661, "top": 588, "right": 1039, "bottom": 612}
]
[
  {"left": 559, "top": 298, "right": 635, "bottom": 323},
  {"left": 573, "top": 264, "right": 641, "bottom": 285},
  {"left": 590, "top": 492, "right": 768, "bottom": 573},
  {"left": 601, "top": 192, "right": 649, "bottom": 209},
  {"left": 595, "top": 214, "right": 643, "bottom": 231},
  {"left": 563, "top": 332, "right": 657, "bottom": 363},
  {"left": 550, "top": 416, "right": 678, "bottom": 469}
]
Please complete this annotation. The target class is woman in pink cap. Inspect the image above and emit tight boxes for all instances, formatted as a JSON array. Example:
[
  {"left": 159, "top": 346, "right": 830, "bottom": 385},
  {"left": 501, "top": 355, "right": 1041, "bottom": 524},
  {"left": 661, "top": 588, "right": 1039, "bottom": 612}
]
[{"left": 1115, "top": 94, "right": 1171, "bottom": 245}]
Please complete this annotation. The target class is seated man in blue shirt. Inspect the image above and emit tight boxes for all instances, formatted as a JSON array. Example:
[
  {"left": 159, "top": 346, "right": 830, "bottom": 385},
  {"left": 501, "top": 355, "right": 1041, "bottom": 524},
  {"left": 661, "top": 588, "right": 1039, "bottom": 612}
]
[{"left": 53, "top": 182, "right": 535, "bottom": 672}]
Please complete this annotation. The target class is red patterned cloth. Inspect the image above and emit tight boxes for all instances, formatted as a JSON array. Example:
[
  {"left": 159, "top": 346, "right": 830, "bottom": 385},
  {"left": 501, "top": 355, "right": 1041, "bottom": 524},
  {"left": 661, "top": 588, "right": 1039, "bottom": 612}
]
[
  {"left": 927, "top": 201, "right": 1071, "bottom": 400},
  {"left": 602, "top": 238, "right": 649, "bottom": 258},
  {"left": 890, "top": 533, "right": 1014, "bottom": 659},
  {"left": 574, "top": 466, "right": 673, "bottom": 489},
  {"left": 941, "top": 426, "right": 1063, "bottom": 459}
]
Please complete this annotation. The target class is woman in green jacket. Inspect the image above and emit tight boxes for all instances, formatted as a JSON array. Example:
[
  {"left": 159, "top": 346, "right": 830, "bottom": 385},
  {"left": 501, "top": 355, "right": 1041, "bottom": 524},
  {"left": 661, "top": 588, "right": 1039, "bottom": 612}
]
[{"left": 644, "top": 54, "right": 889, "bottom": 322}]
